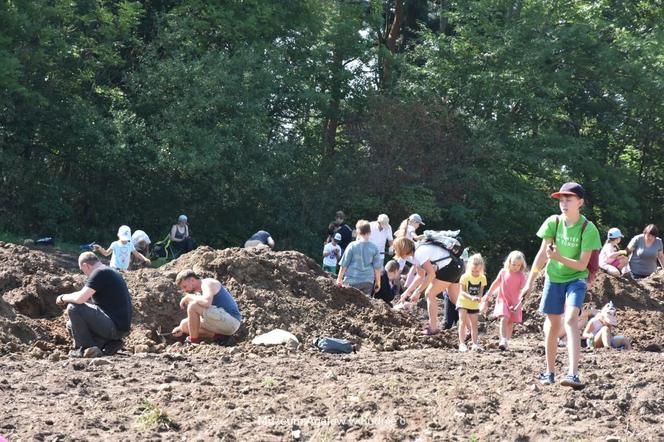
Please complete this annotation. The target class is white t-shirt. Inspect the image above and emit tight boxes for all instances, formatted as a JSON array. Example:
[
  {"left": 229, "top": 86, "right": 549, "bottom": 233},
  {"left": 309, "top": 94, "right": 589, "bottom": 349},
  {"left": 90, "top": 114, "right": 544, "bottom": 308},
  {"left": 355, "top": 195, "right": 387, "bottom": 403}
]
[
  {"left": 368, "top": 221, "right": 393, "bottom": 254},
  {"left": 413, "top": 244, "right": 451, "bottom": 270},
  {"left": 599, "top": 243, "right": 617, "bottom": 267},
  {"left": 406, "top": 225, "right": 417, "bottom": 240},
  {"left": 132, "top": 230, "right": 151, "bottom": 247},
  {"left": 110, "top": 240, "right": 135, "bottom": 270},
  {"left": 323, "top": 243, "right": 341, "bottom": 267}
]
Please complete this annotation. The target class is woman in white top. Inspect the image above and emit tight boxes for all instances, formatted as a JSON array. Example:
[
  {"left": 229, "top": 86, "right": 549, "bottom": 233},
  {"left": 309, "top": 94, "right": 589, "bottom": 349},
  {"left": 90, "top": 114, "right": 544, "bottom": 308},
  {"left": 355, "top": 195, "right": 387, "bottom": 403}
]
[{"left": 393, "top": 237, "right": 465, "bottom": 335}]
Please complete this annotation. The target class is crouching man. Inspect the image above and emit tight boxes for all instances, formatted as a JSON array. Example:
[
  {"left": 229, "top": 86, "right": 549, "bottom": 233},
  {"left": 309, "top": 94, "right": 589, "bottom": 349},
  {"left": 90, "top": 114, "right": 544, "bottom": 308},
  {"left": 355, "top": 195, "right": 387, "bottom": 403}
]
[
  {"left": 56, "top": 252, "right": 131, "bottom": 357},
  {"left": 172, "top": 270, "right": 242, "bottom": 345}
]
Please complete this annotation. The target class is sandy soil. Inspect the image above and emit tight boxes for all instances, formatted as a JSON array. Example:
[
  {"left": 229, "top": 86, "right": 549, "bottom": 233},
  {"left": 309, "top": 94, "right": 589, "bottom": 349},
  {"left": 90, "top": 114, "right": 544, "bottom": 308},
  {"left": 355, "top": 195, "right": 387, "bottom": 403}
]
[{"left": 1, "top": 242, "right": 663, "bottom": 441}]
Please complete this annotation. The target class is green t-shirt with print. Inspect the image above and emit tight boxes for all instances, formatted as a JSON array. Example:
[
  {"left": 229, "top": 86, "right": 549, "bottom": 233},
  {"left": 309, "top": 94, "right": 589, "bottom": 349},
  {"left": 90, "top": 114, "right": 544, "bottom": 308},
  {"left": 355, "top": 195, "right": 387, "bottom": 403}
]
[{"left": 536, "top": 214, "right": 602, "bottom": 283}]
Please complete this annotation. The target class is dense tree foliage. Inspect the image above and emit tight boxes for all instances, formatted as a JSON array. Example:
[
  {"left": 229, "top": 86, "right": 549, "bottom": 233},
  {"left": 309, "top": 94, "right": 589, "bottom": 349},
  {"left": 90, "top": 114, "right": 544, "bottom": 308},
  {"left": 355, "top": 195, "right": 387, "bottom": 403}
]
[{"left": 1, "top": 0, "right": 662, "bottom": 269}]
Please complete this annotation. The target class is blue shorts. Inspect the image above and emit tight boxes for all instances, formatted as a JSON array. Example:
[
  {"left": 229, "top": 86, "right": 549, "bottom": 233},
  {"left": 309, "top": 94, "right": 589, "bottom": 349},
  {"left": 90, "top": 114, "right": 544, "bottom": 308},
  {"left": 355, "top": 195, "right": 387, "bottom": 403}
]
[{"left": 539, "top": 278, "right": 587, "bottom": 315}]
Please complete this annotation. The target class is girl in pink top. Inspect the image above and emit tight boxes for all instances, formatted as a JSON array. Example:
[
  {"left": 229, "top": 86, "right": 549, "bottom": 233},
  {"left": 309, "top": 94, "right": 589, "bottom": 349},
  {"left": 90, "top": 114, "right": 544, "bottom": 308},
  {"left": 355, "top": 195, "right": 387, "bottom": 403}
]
[{"left": 481, "top": 251, "right": 527, "bottom": 351}]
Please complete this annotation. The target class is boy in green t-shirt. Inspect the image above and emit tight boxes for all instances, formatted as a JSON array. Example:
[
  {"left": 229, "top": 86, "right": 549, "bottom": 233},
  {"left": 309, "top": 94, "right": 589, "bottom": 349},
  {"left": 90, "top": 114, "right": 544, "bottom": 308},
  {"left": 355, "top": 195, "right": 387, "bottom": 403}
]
[{"left": 519, "top": 182, "right": 601, "bottom": 389}]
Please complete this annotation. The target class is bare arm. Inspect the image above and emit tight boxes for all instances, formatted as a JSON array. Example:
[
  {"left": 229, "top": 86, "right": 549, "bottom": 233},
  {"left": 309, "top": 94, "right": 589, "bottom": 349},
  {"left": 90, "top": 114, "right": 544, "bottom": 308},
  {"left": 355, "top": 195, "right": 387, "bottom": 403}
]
[
  {"left": 581, "top": 321, "right": 594, "bottom": 340},
  {"left": 132, "top": 249, "right": 151, "bottom": 264},
  {"left": 94, "top": 244, "right": 112, "bottom": 256},
  {"left": 482, "top": 277, "right": 501, "bottom": 302},
  {"left": 56, "top": 286, "right": 96, "bottom": 305},
  {"left": 658, "top": 250, "right": 664, "bottom": 270},
  {"left": 337, "top": 267, "right": 346, "bottom": 286},
  {"left": 519, "top": 238, "right": 552, "bottom": 303}
]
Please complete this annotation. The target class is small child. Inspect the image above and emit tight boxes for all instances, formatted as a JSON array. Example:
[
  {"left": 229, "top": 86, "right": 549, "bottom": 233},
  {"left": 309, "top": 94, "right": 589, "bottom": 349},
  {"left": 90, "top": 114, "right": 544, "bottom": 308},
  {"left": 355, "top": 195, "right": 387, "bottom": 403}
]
[
  {"left": 457, "top": 254, "right": 487, "bottom": 352},
  {"left": 599, "top": 228, "right": 628, "bottom": 277},
  {"left": 481, "top": 251, "right": 527, "bottom": 351},
  {"left": 582, "top": 302, "right": 631, "bottom": 350},
  {"left": 373, "top": 260, "right": 402, "bottom": 306},
  {"left": 94, "top": 225, "right": 150, "bottom": 271},
  {"left": 322, "top": 233, "right": 342, "bottom": 274}
]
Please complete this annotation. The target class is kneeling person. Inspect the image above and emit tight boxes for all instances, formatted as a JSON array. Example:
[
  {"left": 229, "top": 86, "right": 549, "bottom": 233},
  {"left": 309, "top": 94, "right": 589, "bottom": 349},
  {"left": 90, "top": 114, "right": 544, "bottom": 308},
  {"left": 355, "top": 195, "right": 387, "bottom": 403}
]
[
  {"left": 172, "top": 270, "right": 242, "bottom": 344},
  {"left": 56, "top": 252, "right": 132, "bottom": 357}
]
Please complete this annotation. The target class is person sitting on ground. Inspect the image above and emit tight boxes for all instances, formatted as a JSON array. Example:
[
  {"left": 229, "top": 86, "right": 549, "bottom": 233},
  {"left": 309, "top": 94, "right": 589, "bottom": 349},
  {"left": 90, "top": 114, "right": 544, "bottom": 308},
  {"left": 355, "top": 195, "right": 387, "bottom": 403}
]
[
  {"left": 170, "top": 214, "right": 197, "bottom": 257},
  {"left": 582, "top": 302, "right": 631, "bottom": 350},
  {"left": 599, "top": 228, "right": 628, "bottom": 277},
  {"left": 373, "top": 260, "right": 402, "bottom": 306},
  {"left": 94, "top": 225, "right": 150, "bottom": 271},
  {"left": 322, "top": 233, "right": 342, "bottom": 274},
  {"left": 56, "top": 252, "right": 131, "bottom": 358},
  {"left": 131, "top": 229, "right": 151, "bottom": 258},
  {"left": 625, "top": 224, "right": 664, "bottom": 279},
  {"left": 368, "top": 214, "right": 394, "bottom": 261},
  {"left": 337, "top": 220, "right": 382, "bottom": 296},
  {"left": 244, "top": 230, "right": 275, "bottom": 249},
  {"left": 171, "top": 270, "right": 242, "bottom": 345},
  {"left": 327, "top": 210, "right": 354, "bottom": 254},
  {"left": 457, "top": 253, "right": 487, "bottom": 352}
]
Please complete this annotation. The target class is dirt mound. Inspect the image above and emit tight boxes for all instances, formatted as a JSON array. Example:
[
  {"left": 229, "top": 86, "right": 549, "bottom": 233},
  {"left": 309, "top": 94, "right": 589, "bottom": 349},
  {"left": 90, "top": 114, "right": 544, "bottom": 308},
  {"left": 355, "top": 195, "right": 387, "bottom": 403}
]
[
  {"left": 160, "top": 246, "right": 454, "bottom": 351},
  {"left": 0, "top": 242, "right": 457, "bottom": 354},
  {"left": 0, "top": 242, "right": 81, "bottom": 352},
  {"left": 2, "top": 239, "right": 661, "bottom": 356},
  {"left": 522, "top": 271, "right": 664, "bottom": 350}
]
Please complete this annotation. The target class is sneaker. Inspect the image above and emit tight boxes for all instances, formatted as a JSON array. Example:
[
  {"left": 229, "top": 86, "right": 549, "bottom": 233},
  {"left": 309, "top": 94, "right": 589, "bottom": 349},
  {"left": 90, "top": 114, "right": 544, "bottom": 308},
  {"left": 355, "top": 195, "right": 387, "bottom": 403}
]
[
  {"left": 560, "top": 374, "right": 585, "bottom": 390},
  {"left": 471, "top": 343, "right": 484, "bottom": 352},
  {"left": 458, "top": 343, "right": 469, "bottom": 353},
  {"left": 538, "top": 372, "right": 555, "bottom": 385},
  {"left": 185, "top": 336, "right": 201, "bottom": 346},
  {"left": 83, "top": 346, "right": 103, "bottom": 358},
  {"left": 102, "top": 340, "right": 123, "bottom": 356},
  {"left": 68, "top": 347, "right": 85, "bottom": 358},
  {"left": 498, "top": 338, "right": 508, "bottom": 351}
]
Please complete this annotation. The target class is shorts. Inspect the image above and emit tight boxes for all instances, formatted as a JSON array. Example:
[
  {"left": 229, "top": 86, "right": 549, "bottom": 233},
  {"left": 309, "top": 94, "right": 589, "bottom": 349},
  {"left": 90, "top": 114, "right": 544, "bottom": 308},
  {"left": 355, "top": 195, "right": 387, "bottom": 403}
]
[
  {"left": 539, "top": 278, "right": 587, "bottom": 315},
  {"left": 322, "top": 264, "right": 337, "bottom": 274},
  {"left": 608, "top": 258, "right": 622, "bottom": 268},
  {"left": 458, "top": 307, "right": 479, "bottom": 315},
  {"left": 201, "top": 305, "right": 241, "bottom": 335},
  {"left": 434, "top": 257, "right": 465, "bottom": 283}
]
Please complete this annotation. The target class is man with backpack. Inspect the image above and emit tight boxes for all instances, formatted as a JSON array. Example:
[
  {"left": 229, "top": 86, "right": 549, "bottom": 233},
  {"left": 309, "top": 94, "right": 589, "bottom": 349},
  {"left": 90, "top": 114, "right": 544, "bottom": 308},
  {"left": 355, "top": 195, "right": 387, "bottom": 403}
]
[{"left": 519, "top": 182, "right": 601, "bottom": 390}]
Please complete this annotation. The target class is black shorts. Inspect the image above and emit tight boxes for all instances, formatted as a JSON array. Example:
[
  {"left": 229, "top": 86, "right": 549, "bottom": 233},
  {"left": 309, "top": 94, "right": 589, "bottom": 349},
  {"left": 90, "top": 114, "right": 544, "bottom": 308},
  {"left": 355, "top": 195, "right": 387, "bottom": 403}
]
[
  {"left": 435, "top": 257, "right": 465, "bottom": 283},
  {"left": 458, "top": 307, "right": 479, "bottom": 314}
]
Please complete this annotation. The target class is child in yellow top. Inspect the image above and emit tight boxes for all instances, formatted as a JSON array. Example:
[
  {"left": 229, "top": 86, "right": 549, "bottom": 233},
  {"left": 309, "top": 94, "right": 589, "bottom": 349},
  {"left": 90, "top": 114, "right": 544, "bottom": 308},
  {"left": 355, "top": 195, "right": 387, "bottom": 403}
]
[{"left": 457, "top": 254, "right": 487, "bottom": 352}]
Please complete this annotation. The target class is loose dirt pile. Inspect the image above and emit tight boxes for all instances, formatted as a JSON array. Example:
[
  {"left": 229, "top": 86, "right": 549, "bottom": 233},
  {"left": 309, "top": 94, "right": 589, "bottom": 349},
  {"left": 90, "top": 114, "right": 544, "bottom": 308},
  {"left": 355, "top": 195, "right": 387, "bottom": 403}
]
[
  {"left": 1, "top": 240, "right": 663, "bottom": 356},
  {"left": 521, "top": 271, "right": 664, "bottom": 351},
  {"left": 159, "top": 246, "right": 452, "bottom": 351}
]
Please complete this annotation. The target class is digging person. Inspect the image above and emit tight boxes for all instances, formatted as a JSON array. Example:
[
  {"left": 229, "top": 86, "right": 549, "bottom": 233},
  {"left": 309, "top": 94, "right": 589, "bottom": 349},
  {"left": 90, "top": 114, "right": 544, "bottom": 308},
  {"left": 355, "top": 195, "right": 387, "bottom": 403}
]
[
  {"left": 172, "top": 270, "right": 242, "bottom": 345},
  {"left": 56, "top": 252, "right": 131, "bottom": 358}
]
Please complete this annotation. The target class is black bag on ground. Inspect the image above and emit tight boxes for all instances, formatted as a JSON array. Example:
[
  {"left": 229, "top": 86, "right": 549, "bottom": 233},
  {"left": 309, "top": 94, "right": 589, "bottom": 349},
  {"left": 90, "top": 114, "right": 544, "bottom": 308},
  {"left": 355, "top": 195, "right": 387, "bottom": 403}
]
[{"left": 313, "top": 337, "right": 354, "bottom": 354}]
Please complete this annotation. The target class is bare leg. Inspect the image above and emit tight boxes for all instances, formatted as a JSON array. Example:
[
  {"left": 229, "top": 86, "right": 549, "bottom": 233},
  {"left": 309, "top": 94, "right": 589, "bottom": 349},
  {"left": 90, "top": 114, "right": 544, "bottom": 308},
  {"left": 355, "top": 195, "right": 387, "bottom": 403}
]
[
  {"left": 506, "top": 319, "right": 514, "bottom": 339},
  {"left": 186, "top": 302, "right": 206, "bottom": 339},
  {"left": 458, "top": 309, "right": 469, "bottom": 345},
  {"left": 545, "top": 314, "right": 563, "bottom": 373},
  {"left": 603, "top": 265, "right": 621, "bottom": 277},
  {"left": 600, "top": 326, "right": 612, "bottom": 349},
  {"left": 469, "top": 313, "right": 479, "bottom": 344},
  {"left": 425, "top": 279, "right": 451, "bottom": 331},
  {"left": 564, "top": 307, "right": 581, "bottom": 375},
  {"left": 499, "top": 316, "right": 508, "bottom": 340}
]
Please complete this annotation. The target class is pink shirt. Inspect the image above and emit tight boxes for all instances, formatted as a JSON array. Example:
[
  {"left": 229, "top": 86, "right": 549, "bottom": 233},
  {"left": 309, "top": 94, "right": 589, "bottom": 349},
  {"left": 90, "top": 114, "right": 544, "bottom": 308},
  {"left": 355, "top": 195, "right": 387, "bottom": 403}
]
[{"left": 493, "top": 269, "right": 527, "bottom": 322}]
